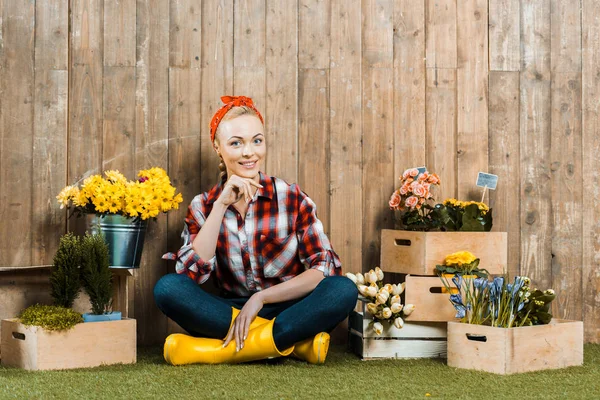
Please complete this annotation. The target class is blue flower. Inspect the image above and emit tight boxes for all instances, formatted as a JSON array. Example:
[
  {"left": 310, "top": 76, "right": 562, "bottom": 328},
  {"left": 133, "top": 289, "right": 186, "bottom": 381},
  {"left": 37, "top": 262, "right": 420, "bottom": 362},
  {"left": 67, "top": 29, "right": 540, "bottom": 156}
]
[
  {"left": 452, "top": 275, "right": 463, "bottom": 288},
  {"left": 450, "top": 293, "right": 463, "bottom": 306},
  {"left": 455, "top": 306, "right": 466, "bottom": 319},
  {"left": 473, "top": 277, "right": 488, "bottom": 290}
]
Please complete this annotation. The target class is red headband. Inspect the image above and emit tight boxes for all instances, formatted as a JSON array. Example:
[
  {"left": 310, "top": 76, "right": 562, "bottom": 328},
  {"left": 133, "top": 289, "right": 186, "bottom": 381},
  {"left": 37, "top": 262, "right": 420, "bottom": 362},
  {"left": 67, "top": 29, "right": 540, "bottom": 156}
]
[{"left": 210, "top": 96, "right": 264, "bottom": 143}]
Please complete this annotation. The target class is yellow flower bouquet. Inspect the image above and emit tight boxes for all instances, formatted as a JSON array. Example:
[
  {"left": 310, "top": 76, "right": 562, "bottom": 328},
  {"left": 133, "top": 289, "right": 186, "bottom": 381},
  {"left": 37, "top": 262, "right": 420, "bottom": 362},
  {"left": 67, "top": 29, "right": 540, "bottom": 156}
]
[
  {"left": 57, "top": 168, "right": 183, "bottom": 221},
  {"left": 434, "top": 251, "right": 489, "bottom": 278}
]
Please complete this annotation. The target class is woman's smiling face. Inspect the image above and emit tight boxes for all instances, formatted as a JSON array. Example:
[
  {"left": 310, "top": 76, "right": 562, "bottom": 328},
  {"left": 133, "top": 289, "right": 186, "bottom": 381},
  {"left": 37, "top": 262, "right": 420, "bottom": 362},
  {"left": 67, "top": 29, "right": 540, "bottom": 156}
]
[{"left": 214, "top": 114, "right": 266, "bottom": 181}]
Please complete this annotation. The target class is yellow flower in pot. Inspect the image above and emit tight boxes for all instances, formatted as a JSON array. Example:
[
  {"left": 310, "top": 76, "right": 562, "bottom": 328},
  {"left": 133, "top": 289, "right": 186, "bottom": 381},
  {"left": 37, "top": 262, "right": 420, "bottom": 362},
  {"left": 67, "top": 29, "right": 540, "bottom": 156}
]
[{"left": 435, "top": 251, "right": 489, "bottom": 293}]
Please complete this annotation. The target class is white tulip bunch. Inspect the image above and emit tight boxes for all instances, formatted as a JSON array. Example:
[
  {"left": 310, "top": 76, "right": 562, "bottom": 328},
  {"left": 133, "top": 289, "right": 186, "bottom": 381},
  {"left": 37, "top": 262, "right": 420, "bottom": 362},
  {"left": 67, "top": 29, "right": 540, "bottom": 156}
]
[{"left": 346, "top": 267, "right": 416, "bottom": 335}]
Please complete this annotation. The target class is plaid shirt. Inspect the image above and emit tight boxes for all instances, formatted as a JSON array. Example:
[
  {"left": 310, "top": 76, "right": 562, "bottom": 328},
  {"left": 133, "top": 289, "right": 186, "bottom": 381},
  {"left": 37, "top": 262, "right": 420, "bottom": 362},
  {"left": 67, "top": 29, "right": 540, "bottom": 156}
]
[{"left": 163, "top": 172, "right": 342, "bottom": 296}]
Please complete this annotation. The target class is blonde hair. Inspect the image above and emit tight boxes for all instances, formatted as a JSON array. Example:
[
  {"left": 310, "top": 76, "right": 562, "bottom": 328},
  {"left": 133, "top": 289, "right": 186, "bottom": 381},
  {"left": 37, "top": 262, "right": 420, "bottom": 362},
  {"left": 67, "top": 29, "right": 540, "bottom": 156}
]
[{"left": 214, "top": 106, "right": 263, "bottom": 181}]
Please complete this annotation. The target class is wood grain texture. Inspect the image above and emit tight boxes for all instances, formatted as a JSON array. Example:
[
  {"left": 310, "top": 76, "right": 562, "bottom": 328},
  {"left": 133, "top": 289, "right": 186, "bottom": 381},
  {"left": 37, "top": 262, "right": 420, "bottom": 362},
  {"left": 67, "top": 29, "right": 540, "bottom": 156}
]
[
  {"left": 394, "top": 0, "right": 426, "bottom": 178},
  {"left": 425, "top": 0, "right": 457, "bottom": 68},
  {"left": 32, "top": 70, "right": 68, "bottom": 265},
  {"left": 404, "top": 275, "right": 457, "bottom": 321},
  {"left": 457, "top": 0, "right": 488, "bottom": 201},
  {"left": 551, "top": 0, "right": 582, "bottom": 73},
  {"left": 299, "top": 0, "right": 330, "bottom": 69},
  {"left": 233, "top": 0, "right": 266, "bottom": 108},
  {"left": 298, "top": 69, "right": 330, "bottom": 234},
  {"left": 134, "top": 0, "right": 170, "bottom": 345},
  {"left": 169, "top": 0, "right": 202, "bottom": 69},
  {"left": 426, "top": 68, "right": 457, "bottom": 202},
  {"left": 489, "top": 0, "right": 520, "bottom": 71},
  {"left": 265, "top": 0, "right": 298, "bottom": 183},
  {"left": 102, "top": 66, "right": 136, "bottom": 174},
  {"left": 0, "top": 0, "right": 35, "bottom": 267},
  {"left": 34, "top": 0, "right": 68, "bottom": 70},
  {"left": 582, "top": 0, "right": 600, "bottom": 344},
  {"left": 104, "top": 0, "right": 136, "bottom": 67},
  {"left": 329, "top": 0, "right": 362, "bottom": 273},
  {"left": 69, "top": 0, "right": 103, "bottom": 188},
  {"left": 550, "top": 72, "right": 582, "bottom": 321},
  {"left": 488, "top": 71, "right": 520, "bottom": 278},
  {"left": 520, "top": 0, "right": 552, "bottom": 289},
  {"left": 201, "top": 0, "right": 233, "bottom": 190}
]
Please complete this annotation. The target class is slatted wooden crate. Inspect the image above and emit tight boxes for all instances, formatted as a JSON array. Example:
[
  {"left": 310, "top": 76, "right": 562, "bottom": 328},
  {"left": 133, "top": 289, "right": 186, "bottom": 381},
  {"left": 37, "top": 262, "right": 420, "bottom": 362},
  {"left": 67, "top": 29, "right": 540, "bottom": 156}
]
[
  {"left": 403, "top": 275, "right": 458, "bottom": 322},
  {"left": 348, "top": 299, "right": 447, "bottom": 359},
  {"left": 1, "top": 318, "right": 136, "bottom": 370},
  {"left": 447, "top": 320, "right": 583, "bottom": 374},
  {"left": 380, "top": 230, "right": 508, "bottom": 275}
]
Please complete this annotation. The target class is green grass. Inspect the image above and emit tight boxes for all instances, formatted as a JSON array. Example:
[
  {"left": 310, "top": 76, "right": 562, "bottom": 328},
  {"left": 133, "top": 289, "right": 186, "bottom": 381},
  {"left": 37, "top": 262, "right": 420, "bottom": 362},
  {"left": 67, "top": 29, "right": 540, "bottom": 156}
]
[{"left": 1, "top": 344, "right": 599, "bottom": 399}]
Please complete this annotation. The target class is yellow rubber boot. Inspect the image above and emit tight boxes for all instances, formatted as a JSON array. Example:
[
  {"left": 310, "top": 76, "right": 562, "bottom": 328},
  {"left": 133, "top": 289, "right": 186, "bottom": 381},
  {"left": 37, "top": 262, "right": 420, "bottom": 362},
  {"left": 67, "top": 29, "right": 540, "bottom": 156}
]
[
  {"left": 227, "top": 308, "right": 270, "bottom": 338},
  {"left": 163, "top": 318, "right": 293, "bottom": 365},
  {"left": 291, "top": 332, "right": 330, "bottom": 364}
]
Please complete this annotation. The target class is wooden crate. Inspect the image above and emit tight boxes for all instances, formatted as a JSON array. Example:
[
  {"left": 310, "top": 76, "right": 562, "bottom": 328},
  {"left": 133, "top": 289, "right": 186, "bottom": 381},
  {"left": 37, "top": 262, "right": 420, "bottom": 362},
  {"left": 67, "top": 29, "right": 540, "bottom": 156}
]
[
  {"left": 447, "top": 320, "right": 583, "bottom": 374},
  {"left": 380, "top": 229, "right": 508, "bottom": 275},
  {"left": 348, "top": 300, "right": 447, "bottom": 359},
  {"left": 1, "top": 318, "right": 136, "bottom": 370},
  {"left": 404, "top": 275, "right": 457, "bottom": 322}
]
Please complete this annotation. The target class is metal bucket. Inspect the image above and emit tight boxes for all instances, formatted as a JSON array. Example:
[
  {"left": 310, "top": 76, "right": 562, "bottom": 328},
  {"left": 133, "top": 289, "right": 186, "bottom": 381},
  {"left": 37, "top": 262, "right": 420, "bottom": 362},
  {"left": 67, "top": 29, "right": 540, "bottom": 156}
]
[{"left": 87, "top": 214, "right": 148, "bottom": 269}]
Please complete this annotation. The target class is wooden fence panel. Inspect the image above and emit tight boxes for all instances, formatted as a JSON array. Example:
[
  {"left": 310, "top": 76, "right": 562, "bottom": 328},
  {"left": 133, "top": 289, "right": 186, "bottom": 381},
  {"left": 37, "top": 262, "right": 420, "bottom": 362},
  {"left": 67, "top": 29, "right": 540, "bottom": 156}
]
[
  {"left": 134, "top": 0, "right": 170, "bottom": 345},
  {"left": 329, "top": 0, "right": 362, "bottom": 274},
  {"left": 582, "top": 0, "right": 600, "bottom": 344},
  {"left": 0, "top": 1, "right": 35, "bottom": 267},
  {"left": 489, "top": 0, "right": 520, "bottom": 72},
  {"left": 32, "top": 0, "right": 69, "bottom": 265}
]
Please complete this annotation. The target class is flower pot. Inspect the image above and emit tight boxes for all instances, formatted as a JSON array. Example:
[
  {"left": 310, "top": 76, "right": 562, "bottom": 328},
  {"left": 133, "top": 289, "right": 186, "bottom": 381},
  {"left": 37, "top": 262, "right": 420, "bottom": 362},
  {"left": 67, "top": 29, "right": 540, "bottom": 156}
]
[
  {"left": 87, "top": 214, "right": 147, "bottom": 269},
  {"left": 82, "top": 311, "right": 122, "bottom": 323}
]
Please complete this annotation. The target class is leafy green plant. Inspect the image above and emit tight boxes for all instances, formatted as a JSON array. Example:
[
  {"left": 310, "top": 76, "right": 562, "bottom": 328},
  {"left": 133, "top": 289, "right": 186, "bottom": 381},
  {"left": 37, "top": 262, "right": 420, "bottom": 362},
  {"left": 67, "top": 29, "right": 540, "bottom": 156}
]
[
  {"left": 80, "top": 232, "right": 113, "bottom": 315},
  {"left": 437, "top": 200, "right": 493, "bottom": 232},
  {"left": 434, "top": 251, "right": 489, "bottom": 278},
  {"left": 50, "top": 232, "right": 82, "bottom": 308},
  {"left": 19, "top": 304, "right": 83, "bottom": 331}
]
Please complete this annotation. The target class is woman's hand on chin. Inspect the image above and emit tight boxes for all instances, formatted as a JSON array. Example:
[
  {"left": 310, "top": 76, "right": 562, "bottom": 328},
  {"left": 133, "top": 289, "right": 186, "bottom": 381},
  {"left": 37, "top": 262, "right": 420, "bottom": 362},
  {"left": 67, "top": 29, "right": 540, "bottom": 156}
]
[
  {"left": 223, "top": 292, "right": 265, "bottom": 352},
  {"left": 216, "top": 174, "right": 263, "bottom": 206}
]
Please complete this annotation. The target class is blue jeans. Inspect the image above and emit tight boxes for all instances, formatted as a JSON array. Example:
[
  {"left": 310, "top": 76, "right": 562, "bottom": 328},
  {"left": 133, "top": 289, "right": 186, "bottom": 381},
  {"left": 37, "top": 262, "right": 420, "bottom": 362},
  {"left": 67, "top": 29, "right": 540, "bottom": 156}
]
[{"left": 154, "top": 273, "right": 358, "bottom": 350}]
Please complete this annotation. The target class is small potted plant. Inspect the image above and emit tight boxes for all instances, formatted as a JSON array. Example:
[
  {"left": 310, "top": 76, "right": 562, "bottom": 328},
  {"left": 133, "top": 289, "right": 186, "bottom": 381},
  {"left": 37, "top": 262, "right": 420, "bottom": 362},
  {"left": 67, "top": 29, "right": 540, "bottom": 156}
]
[
  {"left": 80, "top": 232, "right": 120, "bottom": 322},
  {"left": 437, "top": 198, "right": 493, "bottom": 232},
  {"left": 435, "top": 251, "right": 490, "bottom": 279},
  {"left": 56, "top": 167, "right": 183, "bottom": 268},
  {"left": 50, "top": 232, "right": 82, "bottom": 309}
]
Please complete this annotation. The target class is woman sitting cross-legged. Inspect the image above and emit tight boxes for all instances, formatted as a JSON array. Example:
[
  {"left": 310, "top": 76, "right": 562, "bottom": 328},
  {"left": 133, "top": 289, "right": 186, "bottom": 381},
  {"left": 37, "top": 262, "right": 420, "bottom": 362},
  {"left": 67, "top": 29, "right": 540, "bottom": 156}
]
[{"left": 154, "top": 96, "right": 358, "bottom": 365}]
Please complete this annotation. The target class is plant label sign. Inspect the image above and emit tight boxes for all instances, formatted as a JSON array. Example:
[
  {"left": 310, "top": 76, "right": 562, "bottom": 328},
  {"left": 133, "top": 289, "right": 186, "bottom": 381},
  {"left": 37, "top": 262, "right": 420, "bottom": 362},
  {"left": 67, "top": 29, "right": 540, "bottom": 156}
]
[
  {"left": 476, "top": 172, "right": 498, "bottom": 190},
  {"left": 416, "top": 166, "right": 427, "bottom": 176}
]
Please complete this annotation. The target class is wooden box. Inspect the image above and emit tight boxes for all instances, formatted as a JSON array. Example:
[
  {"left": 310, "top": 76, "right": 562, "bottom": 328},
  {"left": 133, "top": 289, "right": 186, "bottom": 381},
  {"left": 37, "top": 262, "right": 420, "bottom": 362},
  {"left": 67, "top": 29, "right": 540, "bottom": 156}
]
[
  {"left": 404, "top": 275, "right": 457, "bottom": 322},
  {"left": 380, "top": 229, "right": 508, "bottom": 275},
  {"left": 0, "top": 318, "right": 136, "bottom": 370},
  {"left": 447, "top": 320, "right": 583, "bottom": 374},
  {"left": 348, "top": 300, "right": 447, "bottom": 359}
]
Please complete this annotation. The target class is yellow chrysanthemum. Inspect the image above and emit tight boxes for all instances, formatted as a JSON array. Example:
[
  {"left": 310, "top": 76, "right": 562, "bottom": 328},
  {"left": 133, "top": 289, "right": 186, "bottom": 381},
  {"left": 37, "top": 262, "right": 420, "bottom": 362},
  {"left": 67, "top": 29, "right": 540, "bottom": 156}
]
[
  {"left": 73, "top": 189, "right": 90, "bottom": 207},
  {"left": 444, "top": 251, "right": 477, "bottom": 267},
  {"left": 104, "top": 170, "right": 128, "bottom": 184},
  {"left": 56, "top": 186, "right": 77, "bottom": 209},
  {"left": 92, "top": 195, "right": 110, "bottom": 213}
]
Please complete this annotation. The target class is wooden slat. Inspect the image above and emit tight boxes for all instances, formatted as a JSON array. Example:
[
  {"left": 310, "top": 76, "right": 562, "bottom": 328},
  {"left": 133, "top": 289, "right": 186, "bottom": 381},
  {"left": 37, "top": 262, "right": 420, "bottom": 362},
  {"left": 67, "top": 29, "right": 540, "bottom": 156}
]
[
  {"left": 102, "top": 67, "right": 136, "bottom": 174},
  {"left": 104, "top": 0, "right": 136, "bottom": 67},
  {"left": 329, "top": 0, "right": 362, "bottom": 273},
  {"left": 233, "top": 0, "right": 265, "bottom": 107},
  {"left": 488, "top": 71, "right": 520, "bottom": 278},
  {"left": 169, "top": 0, "right": 202, "bottom": 69},
  {"left": 489, "top": 0, "right": 520, "bottom": 71},
  {"left": 134, "top": 0, "right": 170, "bottom": 345},
  {"left": 34, "top": 0, "right": 68, "bottom": 70},
  {"left": 582, "top": 0, "right": 600, "bottom": 344},
  {"left": 550, "top": 72, "right": 582, "bottom": 320},
  {"left": 265, "top": 0, "right": 298, "bottom": 183},
  {"left": 298, "top": 69, "right": 330, "bottom": 234},
  {"left": 551, "top": 0, "right": 582, "bottom": 73},
  {"left": 298, "top": 0, "right": 330, "bottom": 69},
  {"left": 457, "top": 0, "right": 488, "bottom": 201},
  {"left": 200, "top": 0, "right": 233, "bottom": 190},
  {"left": 425, "top": 0, "right": 457, "bottom": 68},
  {"left": 32, "top": 70, "right": 68, "bottom": 265},
  {"left": 520, "top": 0, "right": 552, "bottom": 289},
  {"left": 426, "top": 68, "right": 457, "bottom": 202},
  {"left": 32, "top": 0, "right": 69, "bottom": 266},
  {"left": 69, "top": 0, "right": 103, "bottom": 184},
  {"left": 394, "top": 0, "right": 426, "bottom": 178},
  {"left": 362, "top": 0, "right": 394, "bottom": 269},
  {"left": 167, "top": 67, "right": 202, "bottom": 264},
  {"left": 0, "top": 1, "right": 34, "bottom": 267},
  {"left": 550, "top": 0, "right": 583, "bottom": 322}
]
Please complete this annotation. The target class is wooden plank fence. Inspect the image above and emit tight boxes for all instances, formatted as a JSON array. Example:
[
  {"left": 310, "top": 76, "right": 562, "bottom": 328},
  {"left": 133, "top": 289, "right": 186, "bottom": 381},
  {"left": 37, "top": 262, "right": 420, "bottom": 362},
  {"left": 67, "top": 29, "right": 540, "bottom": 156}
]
[{"left": 0, "top": 0, "right": 598, "bottom": 344}]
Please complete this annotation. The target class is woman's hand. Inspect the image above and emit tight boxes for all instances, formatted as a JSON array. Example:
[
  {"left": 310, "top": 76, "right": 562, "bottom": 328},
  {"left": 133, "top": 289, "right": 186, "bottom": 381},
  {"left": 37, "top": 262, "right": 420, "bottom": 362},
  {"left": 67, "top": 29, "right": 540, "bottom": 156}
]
[
  {"left": 216, "top": 175, "right": 263, "bottom": 206},
  {"left": 223, "top": 292, "right": 265, "bottom": 351}
]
